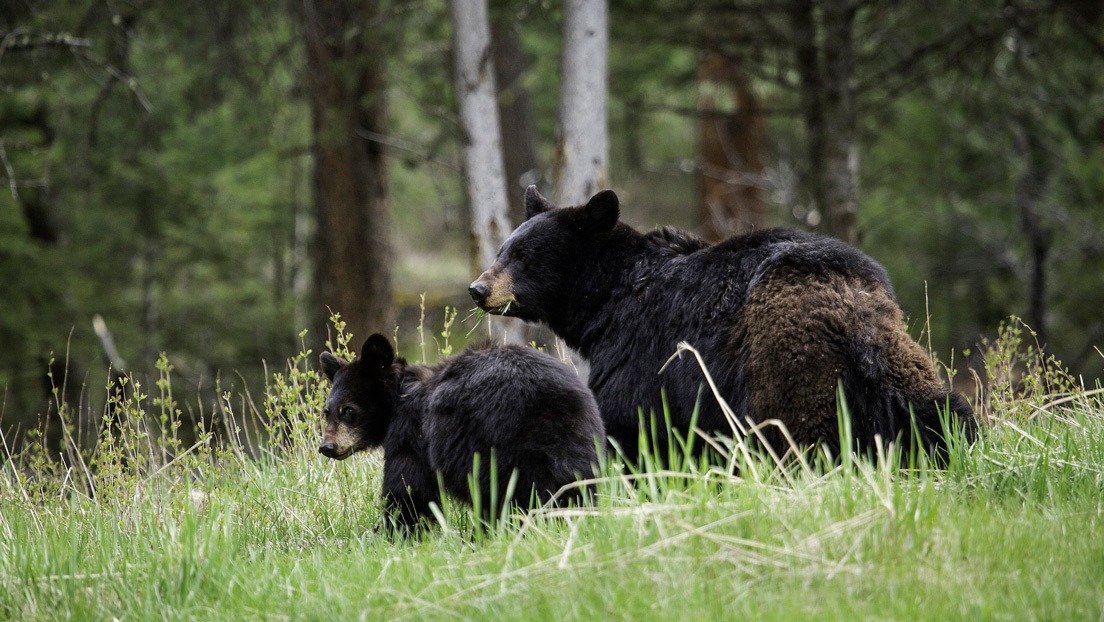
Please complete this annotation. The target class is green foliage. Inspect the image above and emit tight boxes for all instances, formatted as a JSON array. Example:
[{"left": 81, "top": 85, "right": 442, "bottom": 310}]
[
  {"left": 2, "top": 326, "right": 1104, "bottom": 618},
  {"left": 980, "top": 317, "right": 1082, "bottom": 423},
  {"left": 0, "top": 2, "right": 315, "bottom": 433},
  {"left": 859, "top": 7, "right": 1104, "bottom": 374}
]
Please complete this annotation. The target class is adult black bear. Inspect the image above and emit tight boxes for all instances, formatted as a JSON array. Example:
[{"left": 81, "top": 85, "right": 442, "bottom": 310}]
[
  {"left": 319, "top": 334, "right": 604, "bottom": 531},
  {"left": 469, "top": 187, "right": 977, "bottom": 462}
]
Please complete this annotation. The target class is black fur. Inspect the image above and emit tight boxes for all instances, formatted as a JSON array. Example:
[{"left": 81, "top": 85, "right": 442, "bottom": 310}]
[
  {"left": 319, "top": 335, "right": 605, "bottom": 531},
  {"left": 473, "top": 188, "right": 978, "bottom": 462}
]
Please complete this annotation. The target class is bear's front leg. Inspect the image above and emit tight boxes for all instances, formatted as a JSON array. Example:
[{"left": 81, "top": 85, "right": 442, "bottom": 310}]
[{"left": 380, "top": 452, "right": 440, "bottom": 534}]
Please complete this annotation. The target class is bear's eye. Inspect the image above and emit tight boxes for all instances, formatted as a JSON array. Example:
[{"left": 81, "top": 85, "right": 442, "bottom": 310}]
[
  {"left": 513, "top": 248, "right": 529, "bottom": 264},
  {"left": 340, "top": 406, "right": 357, "bottom": 421}
]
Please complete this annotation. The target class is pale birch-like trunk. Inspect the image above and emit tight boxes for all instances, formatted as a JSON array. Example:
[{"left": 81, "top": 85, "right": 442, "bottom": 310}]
[
  {"left": 549, "top": 0, "right": 608, "bottom": 373},
  {"left": 450, "top": 0, "right": 518, "bottom": 342},
  {"left": 450, "top": 0, "right": 511, "bottom": 274},
  {"left": 553, "top": 0, "right": 609, "bottom": 205},
  {"left": 491, "top": 10, "right": 558, "bottom": 348}
]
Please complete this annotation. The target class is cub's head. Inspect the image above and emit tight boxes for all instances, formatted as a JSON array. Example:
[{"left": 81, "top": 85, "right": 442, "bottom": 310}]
[
  {"left": 469, "top": 186, "right": 620, "bottom": 322},
  {"left": 317, "top": 333, "right": 397, "bottom": 460}
]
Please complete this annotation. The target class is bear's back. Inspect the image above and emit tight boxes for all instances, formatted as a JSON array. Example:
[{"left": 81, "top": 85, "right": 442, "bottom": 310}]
[
  {"left": 618, "top": 228, "right": 896, "bottom": 347},
  {"left": 662, "top": 228, "right": 893, "bottom": 298},
  {"left": 587, "top": 226, "right": 915, "bottom": 458}
]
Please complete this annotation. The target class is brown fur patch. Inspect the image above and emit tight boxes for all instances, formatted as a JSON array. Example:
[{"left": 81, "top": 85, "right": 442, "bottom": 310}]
[{"left": 735, "top": 268, "right": 944, "bottom": 445}]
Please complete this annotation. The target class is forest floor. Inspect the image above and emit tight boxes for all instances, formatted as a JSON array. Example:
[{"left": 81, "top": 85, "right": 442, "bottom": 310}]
[{"left": 1, "top": 321, "right": 1102, "bottom": 620}]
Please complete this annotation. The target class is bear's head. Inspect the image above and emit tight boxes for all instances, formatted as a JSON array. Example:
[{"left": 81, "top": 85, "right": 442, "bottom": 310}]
[
  {"left": 469, "top": 186, "right": 620, "bottom": 322},
  {"left": 317, "top": 333, "right": 397, "bottom": 460}
]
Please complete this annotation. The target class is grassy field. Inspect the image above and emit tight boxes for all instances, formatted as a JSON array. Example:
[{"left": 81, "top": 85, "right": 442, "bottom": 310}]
[{"left": 2, "top": 321, "right": 1103, "bottom": 620}]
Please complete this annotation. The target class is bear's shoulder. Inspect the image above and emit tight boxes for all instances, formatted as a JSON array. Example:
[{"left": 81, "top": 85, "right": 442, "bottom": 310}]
[{"left": 643, "top": 226, "right": 709, "bottom": 256}]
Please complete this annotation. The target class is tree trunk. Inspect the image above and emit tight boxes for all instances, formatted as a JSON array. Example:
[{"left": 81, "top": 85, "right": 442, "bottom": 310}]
[
  {"left": 451, "top": 0, "right": 511, "bottom": 273},
  {"left": 697, "top": 48, "right": 767, "bottom": 241},
  {"left": 491, "top": 6, "right": 557, "bottom": 347},
  {"left": 303, "top": 0, "right": 393, "bottom": 345},
  {"left": 491, "top": 7, "right": 540, "bottom": 227},
  {"left": 624, "top": 100, "right": 644, "bottom": 172},
  {"left": 790, "top": 0, "right": 859, "bottom": 245},
  {"left": 553, "top": 0, "right": 609, "bottom": 205},
  {"left": 821, "top": 0, "right": 859, "bottom": 245},
  {"left": 1012, "top": 119, "right": 1051, "bottom": 347},
  {"left": 790, "top": 0, "right": 827, "bottom": 231},
  {"left": 451, "top": 0, "right": 520, "bottom": 343}
]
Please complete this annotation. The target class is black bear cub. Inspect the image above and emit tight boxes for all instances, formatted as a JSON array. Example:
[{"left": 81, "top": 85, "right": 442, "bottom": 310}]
[{"left": 319, "top": 333, "right": 605, "bottom": 531}]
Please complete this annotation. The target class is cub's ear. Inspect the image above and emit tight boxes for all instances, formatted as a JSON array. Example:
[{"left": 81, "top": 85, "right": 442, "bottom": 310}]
[
  {"left": 582, "top": 189, "right": 619, "bottom": 233},
  {"left": 524, "top": 185, "right": 555, "bottom": 220},
  {"left": 319, "top": 351, "right": 347, "bottom": 381},
  {"left": 360, "top": 333, "right": 395, "bottom": 370}
]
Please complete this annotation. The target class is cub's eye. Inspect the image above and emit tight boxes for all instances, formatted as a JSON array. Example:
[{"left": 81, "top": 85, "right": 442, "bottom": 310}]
[
  {"left": 340, "top": 407, "right": 357, "bottom": 421},
  {"left": 513, "top": 248, "right": 529, "bottom": 264}
]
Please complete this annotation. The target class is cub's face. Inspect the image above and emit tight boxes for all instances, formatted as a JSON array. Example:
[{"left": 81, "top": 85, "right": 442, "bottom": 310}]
[
  {"left": 318, "top": 334, "right": 396, "bottom": 460},
  {"left": 469, "top": 186, "right": 620, "bottom": 322}
]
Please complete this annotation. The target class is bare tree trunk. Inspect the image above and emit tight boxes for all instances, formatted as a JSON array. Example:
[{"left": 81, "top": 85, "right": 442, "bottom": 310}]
[
  {"left": 140, "top": 234, "right": 158, "bottom": 370},
  {"left": 1012, "top": 119, "right": 1051, "bottom": 347},
  {"left": 623, "top": 101, "right": 644, "bottom": 172},
  {"left": 451, "top": 0, "right": 511, "bottom": 272},
  {"left": 697, "top": 48, "right": 767, "bottom": 241},
  {"left": 491, "top": 7, "right": 540, "bottom": 227},
  {"left": 289, "top": 160, "right": 312, "bottom": 336},
  {"left": 303, "top": 0, "right": 393, "bottom": 345},
  {"left": 547, "top": 0, "right": 608, "bottom": 369},
  {"left": 790, "top": 0, "right": 827, "bottom": 230},
  {"left": 821, "top": 0, "right": 859, "bottom": 245},
  {"left": 451, "top": 0, "right": 520, "bottom": 343},
  {"left": 491, "top": 7, "right": 557, "bottom": 347},
  {"left": 553, "top": 0, "right": 609, "bottom": 205},
  {"left": 790, "top": 0, "right": 859, "bottom": 245}
]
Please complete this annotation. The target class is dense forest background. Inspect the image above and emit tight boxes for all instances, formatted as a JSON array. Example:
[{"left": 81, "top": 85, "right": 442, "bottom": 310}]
[{"left": 2, "top": 0, "right": 1102, "bottom": 446}]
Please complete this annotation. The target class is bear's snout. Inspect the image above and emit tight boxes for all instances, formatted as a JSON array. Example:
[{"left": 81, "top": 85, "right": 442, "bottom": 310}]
[
  {"left": 318, "top": 441, "right": 338, "bottom": 458},
  {"left": 469, "top": 281, "right": 489, "bottom": 306},
  {"left": 469, "top": 270, "right": 515, "bottom": 313}
]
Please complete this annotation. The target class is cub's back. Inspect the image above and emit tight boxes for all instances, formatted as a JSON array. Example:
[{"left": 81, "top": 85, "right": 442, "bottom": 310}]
[
  {"left": 427, "top": 344, "right": 602, "bottom": 445},
  {"left": 423, "top": 343, "right": 605, "bottom": 505}
]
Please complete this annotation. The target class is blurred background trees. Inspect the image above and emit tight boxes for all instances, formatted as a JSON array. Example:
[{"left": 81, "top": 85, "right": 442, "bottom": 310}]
[{"left": 2, "top": 0, "right": 1102, "bottom": 444}]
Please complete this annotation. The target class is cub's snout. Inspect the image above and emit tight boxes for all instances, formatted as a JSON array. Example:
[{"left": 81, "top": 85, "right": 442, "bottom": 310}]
[{"left": 318, "top": 441, "right": 339, "bottom": 458}]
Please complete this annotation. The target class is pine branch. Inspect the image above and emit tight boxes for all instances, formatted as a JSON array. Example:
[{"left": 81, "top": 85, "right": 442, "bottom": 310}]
[
  {"left": 0, "top": 29, "right": 91, "bottom": 72},
  {"left": 0, "top": 140, "right": 19, "bottom": 202},
  {"left": 0, "top": 30, "right": 93, "bottom": 53}
]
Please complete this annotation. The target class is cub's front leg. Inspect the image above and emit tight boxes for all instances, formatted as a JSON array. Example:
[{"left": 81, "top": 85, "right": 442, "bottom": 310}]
[{"left": 380, "top": 451, "right": 440, "bottom": 534}]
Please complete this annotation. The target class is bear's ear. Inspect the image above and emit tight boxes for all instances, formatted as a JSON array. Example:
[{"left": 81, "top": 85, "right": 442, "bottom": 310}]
[
  {"left": 319, "top": 351, "right": 347, "bottom": 381},
  {"left": 582, "top": 189, "right": 619, "bottom": 233},
  {"left": 524, "top": 185, "right": 555, "bottom": 220},
  {"left": 359, "top": 333, "right": 395, "bottom": 371}
]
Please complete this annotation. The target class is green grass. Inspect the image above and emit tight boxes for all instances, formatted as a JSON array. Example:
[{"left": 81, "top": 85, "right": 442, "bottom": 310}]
[{"left": 2, "top": 320, "right": 1103, "bottom": 620}]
